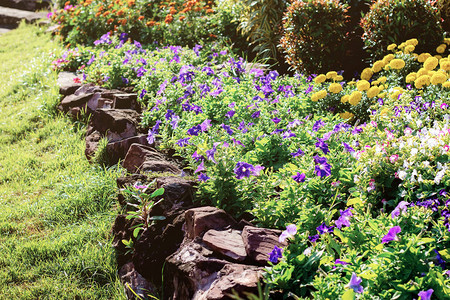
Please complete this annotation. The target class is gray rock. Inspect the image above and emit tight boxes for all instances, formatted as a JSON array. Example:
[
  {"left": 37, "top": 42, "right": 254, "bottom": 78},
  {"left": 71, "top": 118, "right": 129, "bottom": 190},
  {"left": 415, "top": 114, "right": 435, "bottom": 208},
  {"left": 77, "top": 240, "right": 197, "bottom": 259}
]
[
  {"left": 185, "top": 207, "right": 237, "bottom": 239},
  {"left": 203, "top": 229, "right": 247, "bottom": 262},
  {"left": 242, "top": 226, "right": 286, "bottom": 266}
]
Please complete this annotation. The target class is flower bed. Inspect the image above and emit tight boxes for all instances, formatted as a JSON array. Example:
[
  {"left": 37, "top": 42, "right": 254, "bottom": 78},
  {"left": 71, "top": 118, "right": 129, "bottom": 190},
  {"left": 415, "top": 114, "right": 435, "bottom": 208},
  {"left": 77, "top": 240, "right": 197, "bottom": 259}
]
[{"left": 53, "top": 33, "right": 450, "bottom": 298}]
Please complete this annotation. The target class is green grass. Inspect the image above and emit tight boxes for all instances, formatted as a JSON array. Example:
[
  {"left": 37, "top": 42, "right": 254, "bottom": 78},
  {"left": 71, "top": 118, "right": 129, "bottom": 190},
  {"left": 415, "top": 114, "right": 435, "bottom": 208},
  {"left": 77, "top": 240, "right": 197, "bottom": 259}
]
[{"left": 0, "top": 23, "right": 126, "bottom": 299}]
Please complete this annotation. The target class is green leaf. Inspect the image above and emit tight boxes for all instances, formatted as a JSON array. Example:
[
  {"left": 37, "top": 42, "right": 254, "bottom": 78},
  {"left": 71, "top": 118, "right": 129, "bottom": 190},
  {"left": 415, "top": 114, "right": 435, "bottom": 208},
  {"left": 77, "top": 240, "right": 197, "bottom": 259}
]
[
  {"left": 342, "top": 289, "right": 355, "bottom": 300},
  {"left": 133, "top": 227, "right": 143, "bottom": 238},
  {"left": 150, "top": 188, "right": 165, "bottom": 198}
]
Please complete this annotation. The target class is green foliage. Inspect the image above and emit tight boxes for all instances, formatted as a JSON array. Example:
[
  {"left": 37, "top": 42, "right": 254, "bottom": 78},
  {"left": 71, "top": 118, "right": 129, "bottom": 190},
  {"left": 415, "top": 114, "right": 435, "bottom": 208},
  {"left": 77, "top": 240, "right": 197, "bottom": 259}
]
[
  {"left": 237, "top": 0, "right": 288, "bottom": 62},
  {"left": 360, "top": 0, "right": 444, "bottom": 60},
  {"left": 279, "top": 0, "right": 350, "bottom": 75},
  {"left": 438, "top": 0, "right": 450, "bottom": 33}
]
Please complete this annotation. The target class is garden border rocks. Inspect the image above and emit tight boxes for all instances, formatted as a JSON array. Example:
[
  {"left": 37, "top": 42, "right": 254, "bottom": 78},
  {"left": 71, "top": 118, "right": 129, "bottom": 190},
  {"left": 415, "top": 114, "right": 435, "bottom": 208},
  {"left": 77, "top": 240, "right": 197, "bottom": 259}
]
[{"left": 57, "top": 73, "right": 285, "bottom": 299}]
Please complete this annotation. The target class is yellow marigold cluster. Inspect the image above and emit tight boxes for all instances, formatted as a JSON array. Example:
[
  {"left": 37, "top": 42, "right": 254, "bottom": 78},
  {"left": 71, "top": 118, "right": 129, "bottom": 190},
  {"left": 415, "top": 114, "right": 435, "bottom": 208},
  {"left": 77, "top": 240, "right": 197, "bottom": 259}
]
[
  {"left": 406, "top": 72, "right": 416, "bottom": 83},
  {"left": 328, "top": 83, "right": 343, "bottom": 94},
  {"left": 404, "top": 45, "right": 415, "bottom": 54},
  {"left": 341, "top": 95, "right": 349, "bottom": 103},
  {"left": 314, "top": 74, "right": 326, "bottom": 84},
  {"left": 418, "top": 53, "right": 432, "bottom": 63},
  {"left": 340, "top": 111, "right": 354, "bottom": 119},
  {"left": 430, "top": 71, "right": 447, "bottom": 85},
  {"left": 387, "top": 44, "right": 396, "bottom": 51},
  {"left": 349, "top": 91, "right": 362, "bottom": 105},
  {"left": 436, "top": 44, "right": 447, "bottom": 54},
  {"left": 389, "top": 58, "right": 405, "bottom": 70},
  {"left": 414, "top": 75, "right": 431, "bottom": 89},
  {"left": 356, "top": 80, "right": 370, "bottom": 91},
  {"left": 366, "top": 86, "right": 380, "bottom": 98},
  {"left": 326, "top": 71, "right": 338, "bottom": 80},
  {"left": 424, "top": 57, "right": 439, "bottom": 70},
  {"left": 443, "top": 82, "right": 450, "bottom": 88},
  {"left": 311, "top": 90, "right": 327, "bottom": 102},
  {"left": 372, "top": 60, "right": 385, "bottom": 73},
  {"left": 361, "top": 68, "right": 373, "bottom": 80},
  {"left": 383, "top": 54, "right": 395, "bottom": 65},
  {"left": 406, "top": 38, "right": 418, "bottom": 46},
  {"left": 440, "top": 60, "right": 450, "bottom": 71}
]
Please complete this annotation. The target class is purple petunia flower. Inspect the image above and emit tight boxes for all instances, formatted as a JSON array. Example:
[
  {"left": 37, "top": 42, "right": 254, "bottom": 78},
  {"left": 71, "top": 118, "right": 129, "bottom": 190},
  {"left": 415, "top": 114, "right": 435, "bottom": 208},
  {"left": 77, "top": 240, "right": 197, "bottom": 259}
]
[
  {"left": 418, "top": 289, "right": 434, "bottom": 300},
  {"left": 194, "top": 161, "right": 206, "bottom": 173},
  {"left": 292, "top": 172, "right": 306, "bottom": 183},
  {"left": 315, "top": 139, "right": 329, "bottom": 154},
  {"left": 176, "top": 137, "right": 190, "bottom": 147},
  {"left": 221, "top": 124, "right": 234, "bottom": 135},
  {"left": 139, "top": 89, "right": 147, "bottom": 99},
  {"left": 198, "top": 173, "right": 210, "bottom": 182},
  {"left": 234, "top": 162, "right": 263, "bottom": 179},
  {"left": 304, "top": 84, "right": 313, "bottom": 94},
  {"left": 146, "top": 120, "right": 161, "bottom": 145},
  {"left": 312, "top": 119, "right": 325, "bottom": 132},
  {"left": 193, "top": 44, "right": 202, "bottom": 56},
  {"left": 225, "top": 110, "right": 235, "bottom": 119},
  {"left": 335, "top": 208, "right": 353, "bottom": 229},
  {"left": 279, "top": 224, "right": 297, "bottom": 243},
  {"left": 313, "top": 156, "right": 332, "bottom": 177},
  {"left": 335, "top": 259, "right": 351, "bottom": 265},
  {"left": 251, "top": 110, "right": 261, "bottom": 118},
  {"left": 347, "top": 272, "right": 364, "bottom": 294},
  {"left": 342, "top": 142, "right": 355, "bottom": 154},
  {"left": 317, "top": 222, "right": 334, "bottom": 235},
  {"left": 206, "top": 147, "right": 217, "bottom": 164},
  {"left": 269, "top": 245, "right": 283, "bottom": 263},
  {"left": 391, "top": 201, "right": 409, "bottom": 218},
  {"left": 187, "top": 125, "right": 202, "bottom": 136},
  {"left": 291, "top": 148, "right": 305, "bottom": 157},
  {"left": 381, "top": 226, "right": 401, "bottom": 244},
  {"left": 192, "top": 151, "right": 204, "bottom": 162},
  {"left": 200, "top": 119, "right": 212, "bottom": 132},
  {"left": 272, "top": 117, "right": 281, "bottom": 124},
  {"left": 308, "top": 234, "right": 319, "bottom": 242}
]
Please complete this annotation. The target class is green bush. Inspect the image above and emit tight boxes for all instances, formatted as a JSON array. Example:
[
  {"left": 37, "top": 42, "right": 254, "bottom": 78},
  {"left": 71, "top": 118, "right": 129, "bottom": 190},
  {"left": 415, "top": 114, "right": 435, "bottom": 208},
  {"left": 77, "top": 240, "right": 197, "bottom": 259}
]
[
  {"left": 438, "top": 0, "right": 450, "bottom": 33},
  {"left": 360, "top": 0, "right": 444, "bottom": 60},
  {"left": 279, "top": 0, "right": 349, "bottom": 75}
]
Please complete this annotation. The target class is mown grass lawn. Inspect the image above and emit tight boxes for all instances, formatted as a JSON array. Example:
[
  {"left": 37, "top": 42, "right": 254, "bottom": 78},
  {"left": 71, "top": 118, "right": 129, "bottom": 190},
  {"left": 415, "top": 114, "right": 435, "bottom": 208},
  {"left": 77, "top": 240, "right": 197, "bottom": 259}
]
[{"left": 0, "top": 23, "right": 126, "bottom": 299}]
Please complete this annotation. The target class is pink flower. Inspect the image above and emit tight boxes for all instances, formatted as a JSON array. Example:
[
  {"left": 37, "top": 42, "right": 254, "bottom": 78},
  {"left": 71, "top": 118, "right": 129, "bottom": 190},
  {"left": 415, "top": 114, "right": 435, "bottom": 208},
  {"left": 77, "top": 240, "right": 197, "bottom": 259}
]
[
  {"left": 389, "top": 154, "right": 399, "bottom": 164},
  {"left": 444, "top": 145, "right": 449, "bottom": 152},
  {"left": 404, "top": 127, "right": 412, "bottom": 136}
]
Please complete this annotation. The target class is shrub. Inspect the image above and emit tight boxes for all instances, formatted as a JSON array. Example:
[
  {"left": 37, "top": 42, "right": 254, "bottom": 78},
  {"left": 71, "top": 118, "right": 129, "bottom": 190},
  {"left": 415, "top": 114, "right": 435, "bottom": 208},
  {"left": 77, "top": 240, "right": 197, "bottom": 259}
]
[
  {"left": 437, "top": 0, "right": 450, "bottom": 33},
  {"left": 360, "top": 0, "right": 444, "bottom": 60},
  {"left": 279, "top": 0, "right": 349, "bottom": 75}
]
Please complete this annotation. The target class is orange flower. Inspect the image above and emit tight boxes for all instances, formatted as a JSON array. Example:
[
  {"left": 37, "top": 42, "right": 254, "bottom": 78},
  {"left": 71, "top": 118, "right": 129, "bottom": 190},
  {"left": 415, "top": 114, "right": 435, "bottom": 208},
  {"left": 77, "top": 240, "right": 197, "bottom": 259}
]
[
  {"left": 65, "top": 1, "right": 70, "bottom": 6},
  {"left": 107, "top": 18, "right": 114, "bottom": 24},
  {"left": 165, "top": 14, "right": 173, "bottom": 24},
  {"left": 179, "top": 15, "right": 186, "bottom": 21},
  {"left": 108, "top": 4, "right": 113, "bottom": 9},
  {"left": 155, "top": 22, "right": 160, "bottom": 25},
  {"left": 147, "top": 20, "right": 156, "bottom": 26},
  {"left": 138, "top": 16, "right": 144, "bottom": 21},
  {"left": 170, "top": 7, "right": 177, "bottom": 14},
  {"left": 206, "top": 8, "right": 214, "bottom": 13},
  {"left": 209, "top": 33, "right": 217, "bottom": 38},
  {"left": 121, "top": 19, "right": 127, "bottom": 25},
  {"left": 103, "top": 11, "right": 110, "bottom": 17},
  {"left": 95, "top": 12, "right": 101, "bottom": 17},
  {"left": 117, "top": 9, "right": 125, "bottom": 16},
  {"left": 127, "top": 0, "right": 135, "bottom": 6}
]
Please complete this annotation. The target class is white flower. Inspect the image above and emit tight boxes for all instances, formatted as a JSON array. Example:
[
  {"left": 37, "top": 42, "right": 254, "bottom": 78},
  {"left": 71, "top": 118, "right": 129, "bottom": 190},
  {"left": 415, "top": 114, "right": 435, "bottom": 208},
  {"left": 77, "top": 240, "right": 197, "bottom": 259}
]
[
  {"left": 434, "top": 169, "right": 446, "bottom": 185},
  {"left": 411, "top": 148, "right": 418, "bottom": 156},
  {"left": 398, "top": 170, "right": 407, "bottom": 180}
]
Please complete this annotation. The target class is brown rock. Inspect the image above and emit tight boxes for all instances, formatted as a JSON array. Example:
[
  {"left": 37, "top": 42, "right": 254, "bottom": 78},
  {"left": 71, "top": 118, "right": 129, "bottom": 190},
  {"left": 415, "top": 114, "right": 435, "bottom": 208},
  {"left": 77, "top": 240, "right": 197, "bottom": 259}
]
[
  {"left": 122, "top": 144, "right": 164, "bottom": 173},
  {"left": 105, "top": 134, "right": 149, "bottom": 165},
  {"left": 242, "top": 226, "right": 286, "bottom": 266},
  {"left": 203, "top": 229, "right": 247, "bottom": 262},
  {"left": 85, "top": 130, "right": 102, "bottom": 160},
  {"left": 118, "top": 262, "right": 158, "bottom": 300},
  {"left": 57, "top": 72, "right": 81, "bottom": 96},
  {"left": 114, "top": 93, "right": 140, "bottom": 111},
  {"left": 89, "top": 109, "right": 140, "bottom": 142},
  {"left": 60, "top": 93, "right": 94, "bottom": 113},
  {"left": 153, "top": 176, "right": 196, "bottom": 217},
  {"left": 140, "top": 160, "right": 181, "bottom": 174},
  {"left": 185, "top": 207, "right": 237, "bottom": 239},
  {"left": 203, "top": 264, "right": 263, "bottom": 300}
]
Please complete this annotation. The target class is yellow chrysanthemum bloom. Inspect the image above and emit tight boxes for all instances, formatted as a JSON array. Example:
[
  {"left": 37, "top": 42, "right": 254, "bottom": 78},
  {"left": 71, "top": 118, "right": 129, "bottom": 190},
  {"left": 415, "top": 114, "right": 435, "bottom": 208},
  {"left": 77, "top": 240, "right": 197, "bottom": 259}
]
[
  {"left": 441, "top": 60, "right": 450, "bottom": 71},
  {"left": 378, "top": 76, "right": 387, "bottom": 83},
  {"left": 314, "top": 74, "right": 326, "bottom": 84},
  {"left": 435, "top": 55, "right": 442, "bottom": 60},
  {"left": 334, "top": 75, "right": 344, "bottom": 81},
  {"left": 356, "top": 80, "right": 370, "bottom": 91},
  {"left": 431, "top": 72, "right": 447, "bottom": 85},
  {"left": 424, "top": 57, "right": 439, "bottom": 70},
  {"left": 371, "top": 80, "right": 379, "bottom": 86},
  {"left": 366, "top": 86, "right": 380, "bottom": 98},
  {"left": 326, "top": 71, "right": 338, "bottom": 79},
  {"left": 445, "top": 38, "right": 450, "bottom": 45},
  {"left": 414, "top": 75, "right": 431, "bottom": 89},
  {"left": 390, "top": 88, "right": 403, "bottom": 100},
  {"left": 360, "top": 68, "right": 373, "bottom": 80},
  {"left": 443, "top": 82, "right": 450, "bottom": 88},
  {"left": 329, "top": 83, "right": 343, "bottom": 94},
  {"left": 347, "top": 81, "right": 356, "bottom": 86},
  {"left": 311, "top": 90, "right": 327, "bottom": 101},
  {"left": 387, "top": 43, "right": 397, "bottom": 51},
  {"left": 398, "top": 42, "right": 406, "bottom": 49},
  {"left": 341, "top": 95, "right": 349, "bottom": 103},
  {"left": 389, "top": 58, "right": 406, "bottom": 70},
  {"left": 349, "top": 91, "right": 362, "bottom": 105},
  {"left": 406, "top": 72, "right": 417, "bottom": 83},
  {"left": 378, "top": 92, "right": 386, "bottom": 98},
  {"left": 383, "top": 54, "right": 395, "bottom": 64},
  {"left": 340, "top": 111, "right": 354, "bottom": 119},
  {"left": 372, "top": 60, "right": 385, "bottom": 73},
  {"left": 406, "top": 38, "right": 418, "bottom": 46},
  {"left": 380, "top": 108, "right": 389, "bottom": 116},
  {"left": 437, "top": 44, "right": 447, "bottom": 54},
  {"left": 418, "top": 53, "right": 431, "bottom": 63},
  {"left": 404, "top": 45, "right": 415, "bottom": 54},
  {"left": 417, "top": 68, "right": 429, "bottom": 77}
]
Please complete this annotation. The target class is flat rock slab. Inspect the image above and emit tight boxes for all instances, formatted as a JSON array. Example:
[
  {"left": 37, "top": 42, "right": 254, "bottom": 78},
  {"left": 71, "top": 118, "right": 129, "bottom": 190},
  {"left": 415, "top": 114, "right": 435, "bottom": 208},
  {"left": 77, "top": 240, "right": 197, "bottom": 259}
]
[
  {"left": 1, "top": 0, "right": 51, "bottom": 11},
  {"left": 242, "top": 226, "right": 286, "bottom": 266},
  {"left": 203, "top": 229, "right": 247, "bottom": 262},
  {"left": 0, "top": 6, "right": 47, "bottom": 26},
  {"left": 57, "top": 72, "right": 81, "bottom": 96},
  {"left": 185, "top": 206, "right": 237, "bottom": 239},
  {"left": 118, "top": 262, "right": 158, "bottom": 300}
]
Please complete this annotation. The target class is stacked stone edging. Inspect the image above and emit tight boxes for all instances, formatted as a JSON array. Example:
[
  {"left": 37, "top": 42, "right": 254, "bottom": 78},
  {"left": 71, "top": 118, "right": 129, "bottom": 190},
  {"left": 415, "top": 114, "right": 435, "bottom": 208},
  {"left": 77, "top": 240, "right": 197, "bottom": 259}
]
[{"left": 57, "top": 73, "right": 285, "bottom": 299}]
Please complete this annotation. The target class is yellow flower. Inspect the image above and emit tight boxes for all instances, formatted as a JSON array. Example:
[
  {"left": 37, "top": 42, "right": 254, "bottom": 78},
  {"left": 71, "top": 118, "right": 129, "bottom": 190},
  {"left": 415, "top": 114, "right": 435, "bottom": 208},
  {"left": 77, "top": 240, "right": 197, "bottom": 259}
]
[
  {"left": 405, "top": 72, "right": 416, "bottom": 83},
  {"left": 389, "top": 58, "right": 406, "bottom": 70},
  {"left": 404, "top": 45, "right": 415, "bottom": 54},
  {"left": 311, "top": 90, "right": 327, "bottom": 101},
  {"left": 387, "top": 43, "right": 397, "bottom": 51},
  {"left": 382, "top": 54, "right": 395, "bottom": 64},
  {"left": 314, "top": 74, "right": 326, "bottom": 84},
  {"left": 390, "top": 88, "right": 403, "bottom": 100},
  {"left": 356, "top": 80, "right": 370, "bottom": 91},
  {"left": 443, "top": 82, "right": 450, "bottom": 88},
  {"left": 435, "top": 55, "right": 442, "bottom": 60},
  {"left": 380, "top": 108, "right": 389, "bottom": 116},
  {"left": 349, "top": 91, "right": 362, "bottom": 105},
  {"left": 371, "top": 80, "right": 379, "bottom": 86},
  {"left": 440, "top": 60, "right": 450, "bottom": 71},
  {"left": 326, "top": 71, "right": 338, "bottom": 79},
  {"left": 398, "top": 42, "right": 406, "bottom": 49},
  {"left": 328, "top": 83, "right": 343, "bottom": 94},
  {"left": 341, "top": 95, "right": 349, "bottom": 103},
  {"left": 417, "top": 68, "right": 429, "bottom": 77},
  {"left": 406, "top": 38, "right": 418, "bottom": 46},
  {"left": 445, "top": 38, "right": 450, "bottom": 45},
  {"left": 414, "top": 75, "right": 431, "bottom": 89},
  {"left": 424, "top": 56, "right": 439, "bottom": 70},
  {"left": 436, "top": 44, "right": 446, "bottom": 54},
  {"left": 378, "top": 76, "right": 387, "bottom": 83},
  {"left": 361, "top": 68, "right": 373, "bottom": 80},
  {"left": 418, "top": 53, "right": 431, "bottom": 63},
  {"left": 378, "top": 92, "right": 386, "bottom": 98},
  {"left": 372, "top": 60, "right": 385, "bottom": 73},
  {"left": 347, "top": 81, "right": 356, "bottom": 86},
  {"left": 340, "top": 111, "right": 354, "bottom": 119},
  {"left": 334, "top": 75, "right": 344, "bottom": 81},
  {"left": 366, "top": 86, "right": 379, "bottom": 98},
  {"left": 430, "top": 72, "right": 447, "bottom": 85}
]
